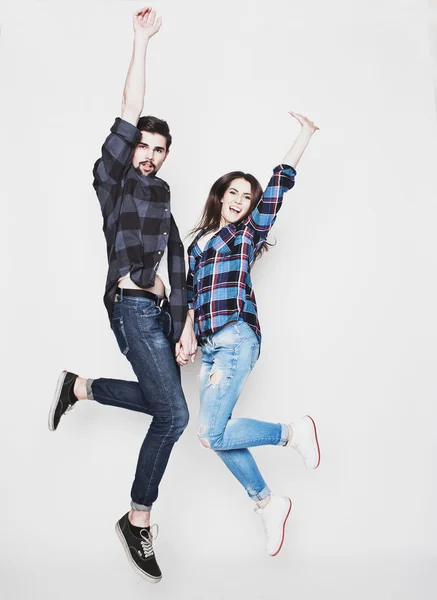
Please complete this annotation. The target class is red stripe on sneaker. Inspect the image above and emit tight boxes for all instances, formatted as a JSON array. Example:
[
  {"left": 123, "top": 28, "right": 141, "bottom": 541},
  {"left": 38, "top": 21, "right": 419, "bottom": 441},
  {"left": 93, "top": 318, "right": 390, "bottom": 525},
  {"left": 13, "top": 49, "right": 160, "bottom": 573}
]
[
  {"left": 307, "top": 415, "right": 321, "bottom": 469},
  {"left": 271, "top": 498, "right": 292, "bottom": 557}
]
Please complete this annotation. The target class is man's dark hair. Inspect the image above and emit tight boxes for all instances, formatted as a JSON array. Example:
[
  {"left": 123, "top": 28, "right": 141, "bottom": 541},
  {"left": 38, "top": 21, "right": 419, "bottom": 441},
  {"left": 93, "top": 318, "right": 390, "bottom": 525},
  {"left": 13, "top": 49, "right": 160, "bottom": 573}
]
[{"left": 137, "top": 116, "right": 172, "bottom": 151}]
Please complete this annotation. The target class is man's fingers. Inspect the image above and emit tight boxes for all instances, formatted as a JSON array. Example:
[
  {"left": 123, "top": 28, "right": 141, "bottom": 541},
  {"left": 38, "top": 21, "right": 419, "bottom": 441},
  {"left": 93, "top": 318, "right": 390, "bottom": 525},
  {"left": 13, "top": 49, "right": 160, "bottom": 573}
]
[
  {"left": 135, "top": 6, "right": 150, "bottom": 17},
  {"left": 147, "top": 9, "right": 156, "bottom": 24}
]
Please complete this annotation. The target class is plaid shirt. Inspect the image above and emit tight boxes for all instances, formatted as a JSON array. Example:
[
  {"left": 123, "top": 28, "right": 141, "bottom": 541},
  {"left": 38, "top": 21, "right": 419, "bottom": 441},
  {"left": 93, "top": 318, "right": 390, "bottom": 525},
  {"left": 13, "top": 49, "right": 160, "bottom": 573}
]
[
  {"left": 187, "top": 165, "right": 296, "bottom": 343},
  {"left": 93, "top": 118, "right": 187, "bottom": 342}
]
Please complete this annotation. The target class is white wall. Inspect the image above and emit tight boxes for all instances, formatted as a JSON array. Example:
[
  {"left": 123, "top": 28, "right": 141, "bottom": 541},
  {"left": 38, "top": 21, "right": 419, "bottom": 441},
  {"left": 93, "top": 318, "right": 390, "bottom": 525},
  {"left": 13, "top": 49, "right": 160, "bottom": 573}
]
[{"left": 2, "top": 0, "right": 437, "bottom": 598}]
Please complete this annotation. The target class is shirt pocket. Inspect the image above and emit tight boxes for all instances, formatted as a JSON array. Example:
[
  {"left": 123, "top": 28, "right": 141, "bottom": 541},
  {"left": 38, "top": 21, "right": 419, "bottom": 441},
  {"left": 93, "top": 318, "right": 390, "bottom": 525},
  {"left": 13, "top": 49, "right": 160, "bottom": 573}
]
[
  {"left": 233, "top": 233, "right": 244, "bottom": 248},
  {"left": 211, "top": 235, "right": 233, "bottom": 255}
]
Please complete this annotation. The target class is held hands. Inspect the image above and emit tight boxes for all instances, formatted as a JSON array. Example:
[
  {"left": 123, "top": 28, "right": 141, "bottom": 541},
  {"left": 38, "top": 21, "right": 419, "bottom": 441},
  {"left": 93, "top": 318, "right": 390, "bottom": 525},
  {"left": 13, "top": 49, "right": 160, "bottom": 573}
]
[
  {"left": 133, "top": 6, "right": 162, "bottom": 39},
  {"left": 288, "top": 111, "right": 319, "bottom": 135},
  {"left": 175, "top": 318, "right": 198, "bottom": 367}
]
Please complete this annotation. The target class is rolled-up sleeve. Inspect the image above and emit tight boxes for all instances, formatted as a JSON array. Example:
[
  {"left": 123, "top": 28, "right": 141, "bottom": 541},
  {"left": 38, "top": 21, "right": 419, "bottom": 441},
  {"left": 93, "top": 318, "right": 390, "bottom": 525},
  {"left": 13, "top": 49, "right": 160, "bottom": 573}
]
[
  {"left": 244, "top": 164, "right": 296, "bottom": 238},
  {"left": 93, "top": 118, "right": 142, "bottom": 187},
  {"left": 186, "top": 265, "right": 194, "bottom": 310}
]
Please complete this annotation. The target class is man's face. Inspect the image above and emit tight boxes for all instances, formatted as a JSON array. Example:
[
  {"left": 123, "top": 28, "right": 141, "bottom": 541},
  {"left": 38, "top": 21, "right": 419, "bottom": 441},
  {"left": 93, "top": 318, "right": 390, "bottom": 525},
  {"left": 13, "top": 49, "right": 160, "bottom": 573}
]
[
  {"left": 133, "top": 131, "right": 169, "bottom": 176},
  {"left": 220, "top": 178, "right": 252, "bottom": 225}
]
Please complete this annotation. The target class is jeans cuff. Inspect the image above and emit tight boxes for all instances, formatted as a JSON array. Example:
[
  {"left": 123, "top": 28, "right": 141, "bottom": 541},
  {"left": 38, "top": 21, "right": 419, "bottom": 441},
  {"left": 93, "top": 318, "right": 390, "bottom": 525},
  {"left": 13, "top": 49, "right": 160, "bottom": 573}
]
[
  {"left": 279, "top": 423, "right": 289, "bottom": 446},
  {"left": 249, "top": 485, "right": 271, "bottom": 501},
  {"left": 131, "top": 501, "right": 152, "bottom": 512},
  {"left": 86, "top": 379, "right": 95, "bottom": 401}
]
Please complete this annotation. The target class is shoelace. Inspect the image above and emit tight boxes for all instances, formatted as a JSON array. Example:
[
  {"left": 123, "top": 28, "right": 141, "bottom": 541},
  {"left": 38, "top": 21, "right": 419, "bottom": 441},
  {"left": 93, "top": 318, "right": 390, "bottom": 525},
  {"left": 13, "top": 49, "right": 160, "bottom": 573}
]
[
  {"left": 292, "top": 443, "right": 306, "bottom": 459},
  {"left": 140, "top": 524, "right": 159, "bottom": 558},
  {"left": 255, "top": 508, "right": 276, "bottom": 538}
]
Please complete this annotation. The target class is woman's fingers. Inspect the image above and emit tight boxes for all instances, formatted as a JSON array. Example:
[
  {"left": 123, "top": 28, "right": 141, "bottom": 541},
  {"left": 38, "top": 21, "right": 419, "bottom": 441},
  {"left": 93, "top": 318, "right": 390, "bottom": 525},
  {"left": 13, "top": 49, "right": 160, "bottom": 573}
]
[
  {"left": 177, "top": 346, "right": 189, "bottom": 365},
  {"left": 288, "top": 111, "right": 320, "bottom": 131},
  {"left": 176, "top": 350, "right": 188, "bottom": 366}
]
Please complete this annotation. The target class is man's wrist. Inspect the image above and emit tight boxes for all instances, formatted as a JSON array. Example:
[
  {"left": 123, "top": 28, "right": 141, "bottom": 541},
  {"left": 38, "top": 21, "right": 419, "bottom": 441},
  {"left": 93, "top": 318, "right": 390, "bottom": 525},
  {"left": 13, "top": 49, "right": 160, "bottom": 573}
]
[{"left": 133, "top": 35, "right": 151, "bottom": 48}]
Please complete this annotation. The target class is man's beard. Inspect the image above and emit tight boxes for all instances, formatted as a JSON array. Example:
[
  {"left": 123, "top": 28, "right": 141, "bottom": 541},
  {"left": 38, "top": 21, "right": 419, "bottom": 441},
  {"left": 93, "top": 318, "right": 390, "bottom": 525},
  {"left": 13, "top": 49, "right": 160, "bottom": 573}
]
[{"left": 135, "top": 161, "right": 156, "bottom": 176}]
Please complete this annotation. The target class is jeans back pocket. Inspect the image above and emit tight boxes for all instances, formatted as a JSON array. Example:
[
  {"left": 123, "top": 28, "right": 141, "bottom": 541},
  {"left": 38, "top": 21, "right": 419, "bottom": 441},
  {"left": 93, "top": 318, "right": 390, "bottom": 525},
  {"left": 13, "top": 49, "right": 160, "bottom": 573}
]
[{"left": 112, "top": 316, "right": 130, "bottom": 355}]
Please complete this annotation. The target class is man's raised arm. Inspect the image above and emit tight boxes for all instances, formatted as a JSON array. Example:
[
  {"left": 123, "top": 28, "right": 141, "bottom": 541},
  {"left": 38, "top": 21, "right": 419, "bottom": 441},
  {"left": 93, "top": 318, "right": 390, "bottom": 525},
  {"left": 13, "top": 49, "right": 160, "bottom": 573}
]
[
  {"left": 93, "top": 7, "right": 162, "bottom": 199},
  {"left": 121, "top": 6, "right": 162, "bottom": 125}
]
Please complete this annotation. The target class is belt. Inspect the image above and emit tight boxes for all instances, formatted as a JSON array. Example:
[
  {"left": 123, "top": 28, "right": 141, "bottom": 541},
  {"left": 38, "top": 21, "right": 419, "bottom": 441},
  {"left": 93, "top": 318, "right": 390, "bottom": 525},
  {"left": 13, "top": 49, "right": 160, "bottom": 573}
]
[{"left": 116, "top": 287, "right": 168, "bottom": 308}]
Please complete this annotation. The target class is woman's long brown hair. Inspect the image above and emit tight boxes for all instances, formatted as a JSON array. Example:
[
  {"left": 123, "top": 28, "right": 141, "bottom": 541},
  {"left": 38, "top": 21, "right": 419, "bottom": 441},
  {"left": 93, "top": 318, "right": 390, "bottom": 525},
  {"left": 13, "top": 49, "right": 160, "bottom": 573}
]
[{"left": 190, "top": 171, "right": 264, "bottom": 237}]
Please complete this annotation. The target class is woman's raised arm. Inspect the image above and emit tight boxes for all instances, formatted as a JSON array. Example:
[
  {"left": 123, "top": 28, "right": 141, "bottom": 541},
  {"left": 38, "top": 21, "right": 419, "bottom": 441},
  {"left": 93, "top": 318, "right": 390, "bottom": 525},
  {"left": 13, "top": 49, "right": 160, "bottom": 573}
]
[{"left": 283, "top": 111, "right": 319, "bottom": 169}]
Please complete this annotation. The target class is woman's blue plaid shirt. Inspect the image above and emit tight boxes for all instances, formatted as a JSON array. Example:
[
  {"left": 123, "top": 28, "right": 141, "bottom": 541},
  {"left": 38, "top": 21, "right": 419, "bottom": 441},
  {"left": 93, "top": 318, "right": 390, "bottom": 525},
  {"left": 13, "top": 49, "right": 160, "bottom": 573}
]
[{"left": 187, "top": 165, "right": 296, "bottom": 343}]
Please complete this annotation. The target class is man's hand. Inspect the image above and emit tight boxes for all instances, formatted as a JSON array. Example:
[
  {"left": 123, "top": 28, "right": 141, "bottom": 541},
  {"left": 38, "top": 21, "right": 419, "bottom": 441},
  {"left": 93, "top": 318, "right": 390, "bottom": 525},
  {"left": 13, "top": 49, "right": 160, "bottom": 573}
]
[
  {"left": 121, "top": 6, "right": 161, "bottom": 125},
  {"left": 175, "top": 312, "right": 197, "bottom": 367},
  {"left": 133, "top": 6, "right": 162, "bottom": 39}
]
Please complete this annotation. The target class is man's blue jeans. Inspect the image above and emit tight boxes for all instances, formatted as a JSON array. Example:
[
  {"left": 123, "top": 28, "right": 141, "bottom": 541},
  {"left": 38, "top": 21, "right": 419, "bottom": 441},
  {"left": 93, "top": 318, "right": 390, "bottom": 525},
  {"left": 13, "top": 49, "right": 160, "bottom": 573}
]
[
  {"left": 198, "top": 320, "right": 288, "bottom": 501},
  {"left": 87, "top": 292, "right": 189, "bottom": 511}
]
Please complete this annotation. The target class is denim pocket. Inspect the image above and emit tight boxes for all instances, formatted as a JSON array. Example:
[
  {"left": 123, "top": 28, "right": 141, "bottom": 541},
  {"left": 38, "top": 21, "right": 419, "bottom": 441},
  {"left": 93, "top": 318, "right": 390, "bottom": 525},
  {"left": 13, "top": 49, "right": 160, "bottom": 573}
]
[
  {"left": 250, "top": 342, "right": 260, "bottom": 369},
  {"left": 233, "top": 321, "right": 257, "bottom": 342},
  {"left": 139, "top": 302, "right": 162, "bottom": 318},
  {"left": 112, "top": 316, "right": 130, "bottom": 355}
]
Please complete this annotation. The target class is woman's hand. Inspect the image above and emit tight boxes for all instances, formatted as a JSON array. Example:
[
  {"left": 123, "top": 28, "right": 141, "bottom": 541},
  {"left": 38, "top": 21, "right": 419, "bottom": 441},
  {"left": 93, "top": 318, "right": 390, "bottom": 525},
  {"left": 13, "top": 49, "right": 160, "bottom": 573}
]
[
  {"left": 282, "top": 111, "right": 319, "bottom": 169},
  {"left": 288, "top": 111, "right": 319, "bottom": 135},
  {"left": 175, "top": 345, "right": 188, "bottom": 366}
]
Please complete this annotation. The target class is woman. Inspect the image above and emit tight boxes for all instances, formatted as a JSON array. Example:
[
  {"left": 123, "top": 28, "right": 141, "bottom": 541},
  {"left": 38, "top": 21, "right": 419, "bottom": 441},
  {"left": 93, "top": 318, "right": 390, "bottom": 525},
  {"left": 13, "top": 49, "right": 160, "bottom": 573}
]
[{"left": 179, "top": 111, "right": 320, "bottom": 556}]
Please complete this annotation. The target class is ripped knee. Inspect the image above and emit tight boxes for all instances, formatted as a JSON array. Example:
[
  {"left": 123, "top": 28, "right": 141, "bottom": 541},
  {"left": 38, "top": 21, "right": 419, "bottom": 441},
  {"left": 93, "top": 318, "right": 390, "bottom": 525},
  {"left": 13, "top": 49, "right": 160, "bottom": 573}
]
[
  {"left": 198, "top": 425, "right": 211, "bottom": 448},
  {"left": 209, "top": 369, "right": 223, "bottom": 387}
]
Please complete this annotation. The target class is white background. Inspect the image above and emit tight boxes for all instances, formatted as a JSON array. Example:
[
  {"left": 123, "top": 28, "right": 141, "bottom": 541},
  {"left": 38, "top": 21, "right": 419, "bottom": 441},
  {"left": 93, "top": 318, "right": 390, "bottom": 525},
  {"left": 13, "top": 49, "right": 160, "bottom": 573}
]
[{"left": 2, "top": 0, "right": 437, "bottom": 598}]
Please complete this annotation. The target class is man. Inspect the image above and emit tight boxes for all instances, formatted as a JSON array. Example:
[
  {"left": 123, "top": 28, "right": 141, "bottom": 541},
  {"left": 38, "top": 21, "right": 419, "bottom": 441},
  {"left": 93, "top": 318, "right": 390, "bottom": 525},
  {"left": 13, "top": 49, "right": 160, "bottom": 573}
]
[{"left": 48, "top": 6, "right": 196, "bottom": 584}]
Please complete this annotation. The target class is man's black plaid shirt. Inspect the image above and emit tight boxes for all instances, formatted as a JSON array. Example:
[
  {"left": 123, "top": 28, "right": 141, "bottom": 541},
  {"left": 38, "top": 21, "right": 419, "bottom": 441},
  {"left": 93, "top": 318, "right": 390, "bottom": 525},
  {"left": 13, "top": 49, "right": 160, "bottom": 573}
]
[{"left": 93, "top": 117, "right": 187, "bottom": 342}]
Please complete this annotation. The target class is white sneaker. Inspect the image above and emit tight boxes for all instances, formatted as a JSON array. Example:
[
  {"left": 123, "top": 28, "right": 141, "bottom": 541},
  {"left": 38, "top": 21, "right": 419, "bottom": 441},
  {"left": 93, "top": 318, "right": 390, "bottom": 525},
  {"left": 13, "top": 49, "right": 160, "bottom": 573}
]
[
  {"left": 255, "top": 495, "right": 292, "bottom": 556},
  {"left": 288, "top": 415, "right": 320, "bottom": 469}
]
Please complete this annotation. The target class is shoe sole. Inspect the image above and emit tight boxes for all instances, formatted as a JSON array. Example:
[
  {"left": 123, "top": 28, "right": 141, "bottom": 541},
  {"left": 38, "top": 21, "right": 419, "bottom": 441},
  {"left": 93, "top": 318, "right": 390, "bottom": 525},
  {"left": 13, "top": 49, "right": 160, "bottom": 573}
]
[
  {"left": 270, "top": 498, "right": 292, "bottom": 557},
  {"left": 48, "top": 370, "right": 67, "bottom": 432},
  {"left": 306, "top": 415, "right": 321, "bottom": 469},
  {"left": 115, "top": 522, "right": 162, "bottom": 584}
]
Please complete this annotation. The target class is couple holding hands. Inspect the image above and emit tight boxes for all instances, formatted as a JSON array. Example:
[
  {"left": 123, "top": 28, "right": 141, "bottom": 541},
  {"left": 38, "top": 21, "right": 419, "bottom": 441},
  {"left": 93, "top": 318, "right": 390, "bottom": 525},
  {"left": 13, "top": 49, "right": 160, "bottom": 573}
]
[{"left": 48, "top": 6, "right": 320, "bottom": 584}]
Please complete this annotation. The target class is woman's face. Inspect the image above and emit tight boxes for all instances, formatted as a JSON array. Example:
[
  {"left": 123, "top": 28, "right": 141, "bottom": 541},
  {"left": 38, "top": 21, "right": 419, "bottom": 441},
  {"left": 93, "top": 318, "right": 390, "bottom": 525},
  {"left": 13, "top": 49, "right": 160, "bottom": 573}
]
[{"left": 220, "top": 178, "right": 252, "bottom": 226}]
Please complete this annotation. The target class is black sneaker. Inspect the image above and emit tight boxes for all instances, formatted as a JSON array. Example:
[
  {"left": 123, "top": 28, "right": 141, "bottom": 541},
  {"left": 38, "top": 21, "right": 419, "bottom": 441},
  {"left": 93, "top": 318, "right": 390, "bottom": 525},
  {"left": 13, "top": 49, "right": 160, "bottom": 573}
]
[
  {"left": 48, "top": 371, "right": 79, "bottom": 431},
  {"left": 115, "top": 512, "right": 162, "bottom": 583}
]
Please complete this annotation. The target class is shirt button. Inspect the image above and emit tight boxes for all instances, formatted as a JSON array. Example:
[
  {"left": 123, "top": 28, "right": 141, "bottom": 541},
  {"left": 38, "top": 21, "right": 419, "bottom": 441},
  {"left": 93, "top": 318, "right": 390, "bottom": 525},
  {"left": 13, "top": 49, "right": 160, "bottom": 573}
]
[
  {"left": 165, "top": 209, "right": 168, "bottom": 212},
  {"left": 158, "top": 251, "right": 162, "bottom": 255},
  {"left": 163, "top": 232, "right": 167, "bottom": 235}
]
